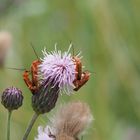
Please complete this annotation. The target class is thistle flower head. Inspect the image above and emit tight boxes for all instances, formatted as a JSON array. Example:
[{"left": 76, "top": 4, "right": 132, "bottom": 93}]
[
  {"left": 35, "top": 101, "right": 93, "bottom": 140},
  {"left": 39, "top": 44, "right": 76, "bottom": 95},
  {"left": 51, "top": 101, "right": 93, "bottom": 137},
  {"left": 1, "top": 87, "right": 23, "bottom": 111}
]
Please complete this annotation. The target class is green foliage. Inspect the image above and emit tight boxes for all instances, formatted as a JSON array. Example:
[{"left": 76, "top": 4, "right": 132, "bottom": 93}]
[{"left": 0, "top": 0, "right": 140, "bottom": 140}]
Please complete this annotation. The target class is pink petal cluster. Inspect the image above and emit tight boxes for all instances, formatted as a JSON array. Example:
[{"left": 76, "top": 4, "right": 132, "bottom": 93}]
[
  {"left": 39, "top": 45, "right": 76, "bottom": 95},
  {"left": 35, "top": 126, "right": 54, "bottom": 140}
]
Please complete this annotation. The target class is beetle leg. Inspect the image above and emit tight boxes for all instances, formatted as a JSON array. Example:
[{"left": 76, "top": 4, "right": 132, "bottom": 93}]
[
  {"left": 23, "top": 70, "right": 38, "bottom": 93},
  {"left": 73, "top": 71, "right": 90, "bottom": 91}
]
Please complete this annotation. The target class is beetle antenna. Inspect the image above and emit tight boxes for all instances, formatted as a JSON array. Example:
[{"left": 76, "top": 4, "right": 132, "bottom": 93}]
[
  {"left": 69, "top": 42, "right": 82, "bottom": 57},
  {"left": 5, "top": 67, "right": 26, "bottom": 71},
  {"left": 30, "top": 42, "right": 40, "bottom": 60}
]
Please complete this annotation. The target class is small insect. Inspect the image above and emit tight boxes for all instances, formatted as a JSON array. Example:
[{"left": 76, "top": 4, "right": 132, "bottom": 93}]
[
  {"left": 23, "top": 44, "right": 41, "bottom": 94},
  {"left": 23, "top": 60, "right": 41, "bottom": 94},
  {"left": 71, "top": 44, "right": 90, "bottom": 91},
  {"left": 5, "top": 60, "right": 41, "bottom": 95},
  {"left": 72, "top": 56, "right": 90, "bottom": 91}
]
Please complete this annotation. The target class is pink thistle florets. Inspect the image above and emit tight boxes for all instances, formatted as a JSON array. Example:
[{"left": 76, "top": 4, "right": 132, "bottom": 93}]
[
  {"left": 39, "top": 44, "right": 76, "bottom": 95},
  {"left": 35, "top": 126, "right": 54, "bottom": 140}
]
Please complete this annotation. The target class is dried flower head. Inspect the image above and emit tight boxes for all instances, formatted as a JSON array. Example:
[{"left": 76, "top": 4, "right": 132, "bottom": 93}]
[
  {"left": 35, "top": 101, "right": 93, "bottom": 140},
  {"left": 52, "top": 101, "right": 93, "bottom": 138},
  {"left": 1, "top": 87, "right": 23, "bottom": 111},
  {"left": 0, "top": 31, "right": 12, "bottom": 67},
  {"left": 39, "top": 44, "right": 76, "bottom": 95}
]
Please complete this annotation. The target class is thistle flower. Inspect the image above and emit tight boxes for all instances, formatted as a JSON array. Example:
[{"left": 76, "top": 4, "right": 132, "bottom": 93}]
[
  {"left": 1, "top": 87, "right": 23, "bottom": 111},
  {"left": 52, "top": 101, "right": 93, "bottom": 138},
  {"left": 24, "top": 45, "right": 90, "bottom": 140},
  {"left": 35, "top": 101, "right": 93, "bottom": 140},
  {"left": 39, "top": 44, "right": 76, "bottom": 95},
  {"left": 32, "top": 44, "right": 90, "bottom": 113}
]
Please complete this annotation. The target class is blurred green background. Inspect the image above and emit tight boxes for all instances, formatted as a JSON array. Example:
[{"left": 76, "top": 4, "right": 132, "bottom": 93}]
[{"left": 0, "top": 0, "right": 140, "bottom": 140}]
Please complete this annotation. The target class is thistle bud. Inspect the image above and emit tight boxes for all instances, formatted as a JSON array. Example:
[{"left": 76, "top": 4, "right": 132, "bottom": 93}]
[
  {"left": 32, "top": 81, "right": 59, "bottom": 115},
  {"left": 1, "top": 87, "right": 23, "bottom": 111}
]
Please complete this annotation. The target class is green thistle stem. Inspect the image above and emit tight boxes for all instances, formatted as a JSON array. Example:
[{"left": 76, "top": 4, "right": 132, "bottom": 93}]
[
  {"left": 7, "top": 110, "right": 12, "bottom": 140},
  {"left": 22, "top": 113, "right": 39, "bottom": 140}
]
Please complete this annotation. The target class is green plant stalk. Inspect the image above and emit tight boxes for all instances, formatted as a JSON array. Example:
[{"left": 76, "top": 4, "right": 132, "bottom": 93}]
[
  {"left": 7, "top": 110, "right": 12, "bottom": 140},
  {"left": 22, "top": 113, "right": 39, "bottom": 140}
]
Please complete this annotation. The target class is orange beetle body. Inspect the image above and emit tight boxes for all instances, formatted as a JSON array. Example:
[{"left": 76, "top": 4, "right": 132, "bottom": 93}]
[
  {"left": 23, "top": 60, "right": 41, "bottom": 94},
  {"left": 72, "top": 56, "right": 90, "bottom": 91}
]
